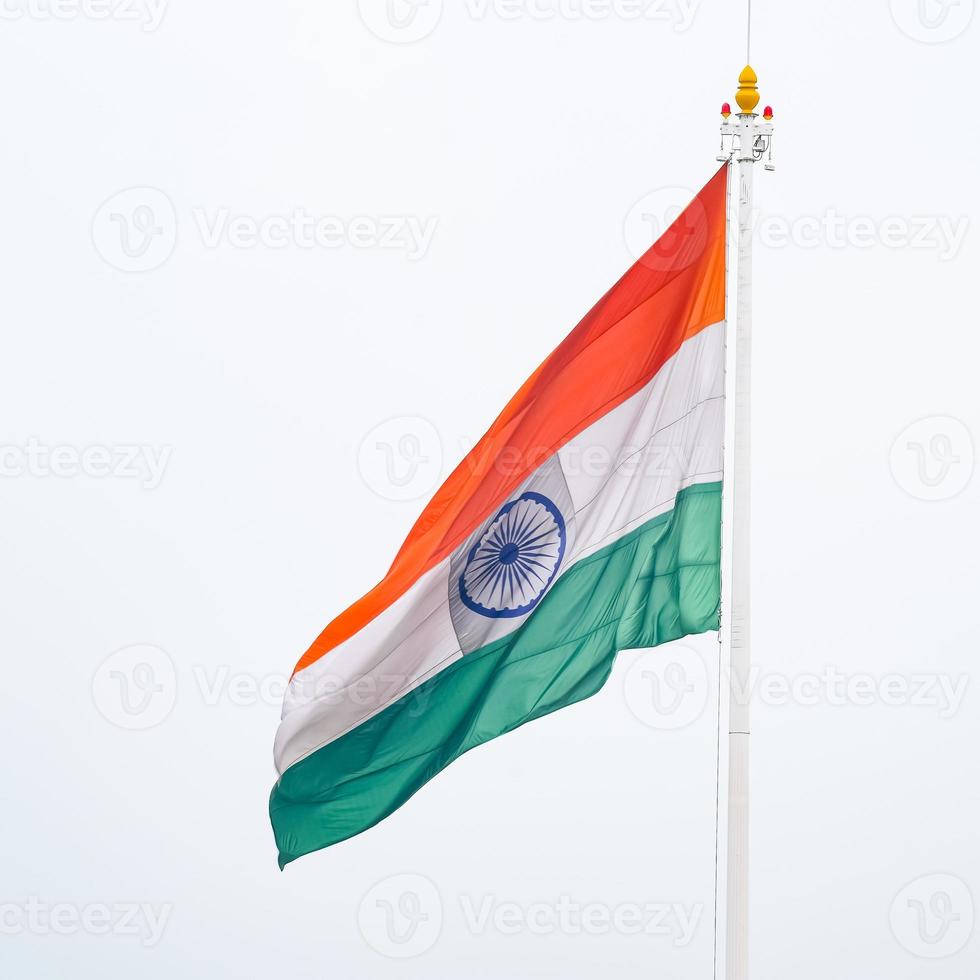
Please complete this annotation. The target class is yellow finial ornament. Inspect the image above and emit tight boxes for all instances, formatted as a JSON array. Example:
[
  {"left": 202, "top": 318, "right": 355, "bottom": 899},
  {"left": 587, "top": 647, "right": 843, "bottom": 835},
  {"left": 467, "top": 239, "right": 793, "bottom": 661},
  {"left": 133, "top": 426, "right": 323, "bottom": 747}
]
[{"left": 735, "top": 65, "right": 760, "bottom": 114}]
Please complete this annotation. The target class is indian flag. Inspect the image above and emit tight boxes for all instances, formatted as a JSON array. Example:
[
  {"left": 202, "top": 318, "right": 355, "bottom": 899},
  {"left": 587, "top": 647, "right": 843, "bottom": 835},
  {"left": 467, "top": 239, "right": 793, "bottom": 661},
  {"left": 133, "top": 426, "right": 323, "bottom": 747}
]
[{"left": 271, "top": 163, "right": 729, "bottom": 867}]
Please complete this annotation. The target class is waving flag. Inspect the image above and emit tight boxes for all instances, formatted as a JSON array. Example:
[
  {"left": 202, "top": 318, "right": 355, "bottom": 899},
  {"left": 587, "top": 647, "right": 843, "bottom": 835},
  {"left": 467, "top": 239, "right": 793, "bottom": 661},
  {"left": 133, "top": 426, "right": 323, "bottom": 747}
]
[{"left": 271, "top": 163, "right": 729, "bottom": 867}]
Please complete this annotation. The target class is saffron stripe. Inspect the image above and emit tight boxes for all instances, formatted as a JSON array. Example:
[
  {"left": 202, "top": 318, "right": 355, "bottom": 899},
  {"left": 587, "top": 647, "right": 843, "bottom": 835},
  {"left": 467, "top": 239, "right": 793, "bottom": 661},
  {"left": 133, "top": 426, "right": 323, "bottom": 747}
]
[{"left": 292, "top": 165, "right": 728, "bottom": 675}]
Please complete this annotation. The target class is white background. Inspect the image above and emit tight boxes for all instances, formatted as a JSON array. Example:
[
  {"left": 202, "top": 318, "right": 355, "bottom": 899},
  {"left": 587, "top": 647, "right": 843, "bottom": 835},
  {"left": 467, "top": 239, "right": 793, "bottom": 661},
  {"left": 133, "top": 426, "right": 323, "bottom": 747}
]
[{"left": 2, "top": 1, "right": 978, "bottom": 977}]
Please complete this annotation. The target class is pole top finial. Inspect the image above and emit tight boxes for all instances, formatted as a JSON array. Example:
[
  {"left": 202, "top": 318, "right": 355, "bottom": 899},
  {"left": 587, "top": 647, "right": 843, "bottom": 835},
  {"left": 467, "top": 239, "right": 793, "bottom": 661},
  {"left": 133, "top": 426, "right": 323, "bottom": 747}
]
[{"left": 735, "top": 65, "right": 760, "bottom": 114}]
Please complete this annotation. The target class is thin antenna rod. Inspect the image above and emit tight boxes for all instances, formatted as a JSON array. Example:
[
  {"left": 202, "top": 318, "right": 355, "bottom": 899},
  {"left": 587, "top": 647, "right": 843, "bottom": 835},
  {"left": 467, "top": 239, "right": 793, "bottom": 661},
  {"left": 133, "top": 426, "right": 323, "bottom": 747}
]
[{"left": 746, "top": 0, "right": 752, "bottom": 63}]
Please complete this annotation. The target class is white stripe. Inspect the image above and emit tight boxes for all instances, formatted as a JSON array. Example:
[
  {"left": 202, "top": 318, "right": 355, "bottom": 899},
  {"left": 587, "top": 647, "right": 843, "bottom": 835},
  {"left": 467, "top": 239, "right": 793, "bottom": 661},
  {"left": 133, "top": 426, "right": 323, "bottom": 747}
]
[
  {"left": 275, "top": 575, "right": 461, "bottom": 775},
  {"left": 561, "top": 321, "right": 724, "bottom": 561},
  {"left": 281, "top": 559, "right": 452, "bottom": 718},
  {"left": 275, "top": 320, "right": 725, "bottom": 774}
]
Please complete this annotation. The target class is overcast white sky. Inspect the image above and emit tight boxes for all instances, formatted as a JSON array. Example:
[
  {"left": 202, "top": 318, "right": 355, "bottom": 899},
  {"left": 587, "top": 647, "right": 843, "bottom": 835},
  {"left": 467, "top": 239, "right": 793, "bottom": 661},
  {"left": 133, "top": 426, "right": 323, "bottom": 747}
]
[{"left": 2, "top": 1, "right": 978, "bottom": 978}]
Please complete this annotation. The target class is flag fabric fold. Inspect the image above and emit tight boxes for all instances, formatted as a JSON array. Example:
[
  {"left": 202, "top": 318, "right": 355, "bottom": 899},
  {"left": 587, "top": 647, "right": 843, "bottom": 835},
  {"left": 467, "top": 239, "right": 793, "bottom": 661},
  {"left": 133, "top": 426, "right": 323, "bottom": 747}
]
[{"left": 271, "top": 163, "right": 729, "bottom": 867}]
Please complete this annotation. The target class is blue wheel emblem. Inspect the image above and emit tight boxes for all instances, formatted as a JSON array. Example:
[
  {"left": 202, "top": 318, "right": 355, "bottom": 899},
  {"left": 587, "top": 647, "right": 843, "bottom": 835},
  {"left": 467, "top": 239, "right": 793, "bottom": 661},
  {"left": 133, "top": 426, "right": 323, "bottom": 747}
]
[{"left": 458, "top": 491, "right": 567, "bottom": 619}]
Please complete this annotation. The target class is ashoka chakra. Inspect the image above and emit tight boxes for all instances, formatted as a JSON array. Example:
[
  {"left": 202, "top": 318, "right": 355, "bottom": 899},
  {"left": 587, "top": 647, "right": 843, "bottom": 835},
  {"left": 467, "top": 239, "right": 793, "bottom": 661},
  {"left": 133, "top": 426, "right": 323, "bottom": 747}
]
[{"left": 458, "top": 491, "right": 567, "bottom": 619}]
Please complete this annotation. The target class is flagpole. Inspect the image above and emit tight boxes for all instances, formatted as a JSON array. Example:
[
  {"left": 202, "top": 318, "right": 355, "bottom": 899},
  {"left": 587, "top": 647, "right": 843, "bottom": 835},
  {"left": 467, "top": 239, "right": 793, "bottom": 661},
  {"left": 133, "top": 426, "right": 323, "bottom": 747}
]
[{"left": 719, "top": 66, "right": 772, "bottom": 980}]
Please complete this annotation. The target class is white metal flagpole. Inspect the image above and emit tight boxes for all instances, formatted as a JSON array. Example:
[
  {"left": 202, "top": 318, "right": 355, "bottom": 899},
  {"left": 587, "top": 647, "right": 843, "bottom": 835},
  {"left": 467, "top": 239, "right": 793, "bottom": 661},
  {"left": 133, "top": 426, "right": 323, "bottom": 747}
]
[{"left": 718, "top": 65, "right": 773, "bottom": 980}]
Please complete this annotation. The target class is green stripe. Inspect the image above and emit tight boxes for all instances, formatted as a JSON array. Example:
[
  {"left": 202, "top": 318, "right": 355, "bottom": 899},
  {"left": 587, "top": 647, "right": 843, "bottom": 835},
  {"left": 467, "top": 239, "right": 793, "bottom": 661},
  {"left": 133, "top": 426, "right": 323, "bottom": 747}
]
[{"left": 271, "top": 481, "right": 722, "bottom": 867}]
